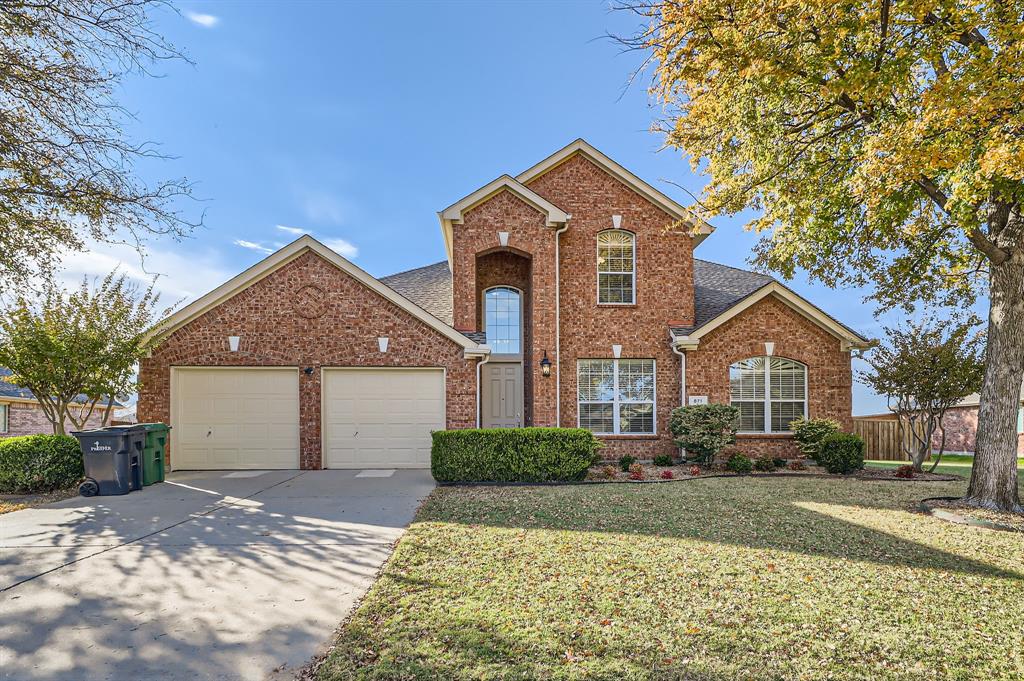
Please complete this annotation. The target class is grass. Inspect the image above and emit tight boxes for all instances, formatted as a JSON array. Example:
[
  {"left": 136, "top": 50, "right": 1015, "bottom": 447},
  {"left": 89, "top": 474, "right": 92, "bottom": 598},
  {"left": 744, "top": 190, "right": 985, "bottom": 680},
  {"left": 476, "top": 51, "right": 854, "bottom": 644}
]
[
  {"left": 317, "top": 476, "right": 1024, "bottom": 681},
  {"left": 866, "top": 454, "right": 1024, "bottom": 478}
]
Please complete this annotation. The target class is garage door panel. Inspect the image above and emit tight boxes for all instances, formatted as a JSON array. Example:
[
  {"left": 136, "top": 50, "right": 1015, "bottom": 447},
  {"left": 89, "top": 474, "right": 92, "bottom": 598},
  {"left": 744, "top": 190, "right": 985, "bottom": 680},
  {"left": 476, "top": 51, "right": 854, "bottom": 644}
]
[
  {"left": 323, "top": 368, "right": 443, "bottom": 469},
  {"left": 173, "top": 368, "right": 299, "bottom": 470}
]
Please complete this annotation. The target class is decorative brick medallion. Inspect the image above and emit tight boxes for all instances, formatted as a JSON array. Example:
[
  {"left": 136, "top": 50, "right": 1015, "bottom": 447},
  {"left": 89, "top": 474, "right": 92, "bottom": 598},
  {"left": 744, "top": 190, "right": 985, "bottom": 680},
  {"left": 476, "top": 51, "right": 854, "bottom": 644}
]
[{"left": 293, "top": 284, "right": 328, "bottom": 319}]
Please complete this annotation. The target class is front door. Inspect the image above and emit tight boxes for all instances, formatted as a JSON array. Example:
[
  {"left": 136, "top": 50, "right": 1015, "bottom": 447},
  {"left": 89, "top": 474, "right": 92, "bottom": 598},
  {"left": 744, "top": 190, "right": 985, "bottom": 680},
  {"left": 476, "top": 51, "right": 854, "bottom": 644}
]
[{"left": 482, "top": 362, "right": 523, "bottom": 428}]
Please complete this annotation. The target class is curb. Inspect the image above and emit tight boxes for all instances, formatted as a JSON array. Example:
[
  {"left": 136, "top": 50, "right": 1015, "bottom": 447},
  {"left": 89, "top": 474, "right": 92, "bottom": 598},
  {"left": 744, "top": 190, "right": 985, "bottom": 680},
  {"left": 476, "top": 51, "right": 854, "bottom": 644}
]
[{"left": 919, "top": 496, "right": 1023, "bottom": 533}]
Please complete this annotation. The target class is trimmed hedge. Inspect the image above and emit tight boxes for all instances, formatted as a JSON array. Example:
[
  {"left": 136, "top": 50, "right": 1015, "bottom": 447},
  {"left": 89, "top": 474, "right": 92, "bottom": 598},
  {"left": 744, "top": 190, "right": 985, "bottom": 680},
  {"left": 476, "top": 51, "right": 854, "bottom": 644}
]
[
  {"left": 0, "top": 434, "right": 84, "bottom": 494},
  {"left": 431, "top": 428, "right": 601, "bottom": 483},
  {"left": 818, "top": 433, "right": 866, "bottom": 474}
]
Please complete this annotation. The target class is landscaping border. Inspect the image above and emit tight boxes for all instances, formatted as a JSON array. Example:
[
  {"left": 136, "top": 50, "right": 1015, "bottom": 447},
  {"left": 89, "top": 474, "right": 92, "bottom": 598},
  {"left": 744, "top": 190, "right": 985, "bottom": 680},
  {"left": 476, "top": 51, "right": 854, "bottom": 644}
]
[
  {"left": 435, "top": 470, "right": 965, "bottom": 488},
  {"left": 918, "top": 496, "right": 1023, "bottom": 533}
]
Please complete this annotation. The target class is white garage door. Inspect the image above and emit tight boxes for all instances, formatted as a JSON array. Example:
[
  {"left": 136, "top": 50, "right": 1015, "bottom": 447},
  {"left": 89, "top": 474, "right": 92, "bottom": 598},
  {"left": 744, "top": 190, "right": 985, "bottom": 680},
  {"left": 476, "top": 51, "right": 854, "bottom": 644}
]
[
  {"left": 323, "top": 368, "right": 444, "bottom": 468},
  {"left": 172, "top": 368, "right": 300, "bottom": 470}
]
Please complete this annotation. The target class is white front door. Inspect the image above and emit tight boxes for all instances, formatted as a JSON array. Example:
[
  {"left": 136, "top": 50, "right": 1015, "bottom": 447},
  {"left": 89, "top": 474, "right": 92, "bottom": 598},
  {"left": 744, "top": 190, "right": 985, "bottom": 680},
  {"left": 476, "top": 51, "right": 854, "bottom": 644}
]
[
  {"left": 172, "top": 368, "right": 300, "bottom": 470},
  {"left": 322, "top": 368, "right": 445, "bottom": 468}
]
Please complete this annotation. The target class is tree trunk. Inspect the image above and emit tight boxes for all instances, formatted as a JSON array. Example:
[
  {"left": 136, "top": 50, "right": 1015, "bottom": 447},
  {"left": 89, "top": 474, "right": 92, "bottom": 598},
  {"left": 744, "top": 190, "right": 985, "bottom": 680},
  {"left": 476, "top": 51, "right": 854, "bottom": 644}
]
[{"left": 965, "top": 243, "right": 1024, "bottom": 513}]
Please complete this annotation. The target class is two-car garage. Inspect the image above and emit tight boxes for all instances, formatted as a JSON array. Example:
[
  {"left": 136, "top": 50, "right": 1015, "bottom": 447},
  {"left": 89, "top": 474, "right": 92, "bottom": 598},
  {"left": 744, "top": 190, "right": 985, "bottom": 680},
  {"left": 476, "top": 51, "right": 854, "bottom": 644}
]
[{"left": 171, "top": 367, "right": 445, "bottom": 470}]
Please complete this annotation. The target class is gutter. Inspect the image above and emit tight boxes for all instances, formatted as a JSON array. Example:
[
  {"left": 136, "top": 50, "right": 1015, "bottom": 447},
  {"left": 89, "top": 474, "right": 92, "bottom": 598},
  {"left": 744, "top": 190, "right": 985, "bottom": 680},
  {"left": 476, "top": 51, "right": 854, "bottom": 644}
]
[
  {"left": 473, "top": 345, "right": 492, "bottom": 428},
  {"left": 554, "top": 216, "right": 571, "bottom": 426}
]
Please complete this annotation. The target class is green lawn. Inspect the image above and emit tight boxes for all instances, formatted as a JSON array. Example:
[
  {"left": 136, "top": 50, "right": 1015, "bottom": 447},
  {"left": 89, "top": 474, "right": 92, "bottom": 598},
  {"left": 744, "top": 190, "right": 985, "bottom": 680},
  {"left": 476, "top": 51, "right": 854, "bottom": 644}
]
[
  {"left": 866, "top": 454, "right": 1024, "bottom": 478},
  {"left": 318, "top": 477, "right": 1023, "bottom": 680}
]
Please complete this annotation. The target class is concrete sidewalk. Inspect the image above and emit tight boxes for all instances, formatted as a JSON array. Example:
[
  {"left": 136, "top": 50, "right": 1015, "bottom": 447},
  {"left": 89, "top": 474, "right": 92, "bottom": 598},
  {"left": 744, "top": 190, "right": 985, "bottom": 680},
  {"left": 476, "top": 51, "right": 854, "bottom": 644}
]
[{"left": 0, "top": 469, "right": 434, "bottom": 681}]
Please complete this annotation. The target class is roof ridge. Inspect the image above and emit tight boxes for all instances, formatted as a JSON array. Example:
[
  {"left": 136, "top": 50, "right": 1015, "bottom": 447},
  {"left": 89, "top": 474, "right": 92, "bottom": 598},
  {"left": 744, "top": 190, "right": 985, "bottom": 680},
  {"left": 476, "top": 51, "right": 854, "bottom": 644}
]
[{"left": 380, "top": 259, "right": 450, "bottom": 280}]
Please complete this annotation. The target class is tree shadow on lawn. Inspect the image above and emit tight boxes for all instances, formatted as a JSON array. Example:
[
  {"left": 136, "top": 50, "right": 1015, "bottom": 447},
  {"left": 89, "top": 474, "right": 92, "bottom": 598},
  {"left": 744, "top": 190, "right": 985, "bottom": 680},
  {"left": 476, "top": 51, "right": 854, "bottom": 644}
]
[{"left": 421, "top": 476, "right": 1023, "bottom": 581}]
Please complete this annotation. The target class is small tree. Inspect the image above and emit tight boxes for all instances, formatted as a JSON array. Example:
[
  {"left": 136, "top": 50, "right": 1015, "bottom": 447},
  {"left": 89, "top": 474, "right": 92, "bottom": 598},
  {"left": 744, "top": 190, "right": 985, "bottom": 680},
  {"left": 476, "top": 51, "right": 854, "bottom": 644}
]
[
  {"left": 790, "top": 418, "right": 842, "bottom": 461},
  {"left": 0, "top": 272, "right": 164, "bottom": 434},
  {"left": 861, "top": 316, "right": 985, "bottom": 473},
  {"left": 669, "top": 404, "right": 739, "bottom": 463}
]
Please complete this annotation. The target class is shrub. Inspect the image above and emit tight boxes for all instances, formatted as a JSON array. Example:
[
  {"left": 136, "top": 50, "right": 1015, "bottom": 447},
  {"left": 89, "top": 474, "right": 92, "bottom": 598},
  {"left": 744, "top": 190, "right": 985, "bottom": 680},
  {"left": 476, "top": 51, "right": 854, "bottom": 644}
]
[
  {"left": 894, "top": 464, "right": 916, "bottom": 479},
  {"left": 817, "top": 433, "right": 866, "bottom": 475},
  {"left": 660, "top": 469, "right": 674, "bottom": 480},
  {"left": 653, "top": 454, "right": 674, "bottom": 467},
  {"left": 772, "top": 458, "right": 787, "bottom": 469},
  {"left": 669, "top": 404, "right": 739, "bottom": 463},
  {"left": 431, "top": 428, "right": 601, "bottom": 483},
  {"left": 689, "top": 465, "right": 701, "bottom": 476},
  {"left": 600, "top": 465, "right": 618, "bottom": 479},
  {"left": 618, "top": 455, "right": 637, "bottom": 472},
  {"left": 628, "top": 463, "right": 644, "bottom": 480},
  {"left": 753, "top": 457, "right": 777, "bottom": 472},
  {"left": 787, "top": 460, "right": 807, "bottom": 471},
  {"left": 790, "top": 418, "right": 842, "bottom": 461},
  {"left": 0, "top": 434, "right": 83, "bottom": 494},
  {"left": 726, "top": 453, "right": 753, "bottom": 475}
]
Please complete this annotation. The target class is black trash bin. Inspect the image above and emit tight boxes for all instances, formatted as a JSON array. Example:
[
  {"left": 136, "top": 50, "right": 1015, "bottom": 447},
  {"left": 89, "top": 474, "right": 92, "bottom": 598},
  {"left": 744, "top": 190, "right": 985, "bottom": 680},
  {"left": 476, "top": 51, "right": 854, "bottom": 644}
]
[{"left": 72, "top": 428, "right": 143, "bottom": 496}]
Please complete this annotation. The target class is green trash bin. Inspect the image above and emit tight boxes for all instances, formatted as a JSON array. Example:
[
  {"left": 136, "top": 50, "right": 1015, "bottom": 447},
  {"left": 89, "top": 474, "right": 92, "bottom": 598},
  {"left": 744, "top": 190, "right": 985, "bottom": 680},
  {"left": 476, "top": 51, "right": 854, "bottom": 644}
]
[{"left": 137, "top": 423, "right": 170, "bottom": 485}]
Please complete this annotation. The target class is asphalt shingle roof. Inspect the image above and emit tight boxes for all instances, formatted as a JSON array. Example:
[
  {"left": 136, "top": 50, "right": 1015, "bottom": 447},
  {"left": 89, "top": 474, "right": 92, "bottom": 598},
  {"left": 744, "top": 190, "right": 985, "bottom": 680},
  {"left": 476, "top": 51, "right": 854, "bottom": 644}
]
[{"left": 380, "top": 261, "right": 454, "bottom": 326}]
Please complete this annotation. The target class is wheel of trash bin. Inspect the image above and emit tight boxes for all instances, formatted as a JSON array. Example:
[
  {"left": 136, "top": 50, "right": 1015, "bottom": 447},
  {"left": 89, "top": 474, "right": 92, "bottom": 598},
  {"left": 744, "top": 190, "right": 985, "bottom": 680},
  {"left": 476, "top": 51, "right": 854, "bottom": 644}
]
[{"left": 79, "top": 479, "right": 99, "bottom": 497}]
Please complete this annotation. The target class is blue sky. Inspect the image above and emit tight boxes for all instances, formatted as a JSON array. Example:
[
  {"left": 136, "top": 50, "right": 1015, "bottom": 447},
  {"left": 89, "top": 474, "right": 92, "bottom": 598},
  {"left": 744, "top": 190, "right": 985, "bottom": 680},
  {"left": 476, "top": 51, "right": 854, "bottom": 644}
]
[{"left": 64, "top": 1, "right": 963, "bottom": 415}]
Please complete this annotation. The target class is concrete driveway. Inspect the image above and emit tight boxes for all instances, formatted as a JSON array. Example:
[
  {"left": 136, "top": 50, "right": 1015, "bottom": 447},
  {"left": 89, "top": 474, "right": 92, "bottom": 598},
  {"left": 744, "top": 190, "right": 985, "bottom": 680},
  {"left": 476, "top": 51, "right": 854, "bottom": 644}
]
[{"left": 0, "top": 469, "right": 435, "bottom": 681}]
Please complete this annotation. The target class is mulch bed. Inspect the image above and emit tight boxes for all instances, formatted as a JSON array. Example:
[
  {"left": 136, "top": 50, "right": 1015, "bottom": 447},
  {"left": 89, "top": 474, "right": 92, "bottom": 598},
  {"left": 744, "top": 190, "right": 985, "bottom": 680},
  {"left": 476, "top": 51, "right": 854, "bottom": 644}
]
[
  {"left": 856, "top": 468, "right": 962, "bottom": 482},
  {"left": 0, "top": 487, "right": 78, "bottom": 514},
  {"left": 921, "top": 497, "right": 1024, "bottom": 532},
  {"left": 585, "top": 462, "right": 821, "bottom": 483}
]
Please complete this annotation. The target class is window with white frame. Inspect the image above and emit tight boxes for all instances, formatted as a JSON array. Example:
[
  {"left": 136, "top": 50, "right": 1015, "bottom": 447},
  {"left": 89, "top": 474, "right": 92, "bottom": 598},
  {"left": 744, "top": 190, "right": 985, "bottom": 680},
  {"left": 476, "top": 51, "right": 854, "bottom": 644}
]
[
  {"left": 483, "top": 286, "right": 522, "bottom": 355},
  {"left": 730, "top": 357, "right": 807, "bottom": 433},
  {"left": 597, "top": 230, "right": 635, "bottom": 304},
  {"left": 0, "top": 404, "right": 7, "bottom": 433},
  {"left": 578, "top": 359, "right": 655, "bottom": 434}
]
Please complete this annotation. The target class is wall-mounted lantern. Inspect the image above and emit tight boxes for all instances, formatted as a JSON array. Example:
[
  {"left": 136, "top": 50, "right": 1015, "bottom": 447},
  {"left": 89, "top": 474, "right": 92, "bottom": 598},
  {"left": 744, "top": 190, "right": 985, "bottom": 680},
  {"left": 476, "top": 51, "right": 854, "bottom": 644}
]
[
  {"left": 228, "top": 336, "right": 240, "bottom": 352},
  {"left": 540, "top": 351, "right": 552, "bottom": 377},
  {"left": 378, "top": 336, "right": 390, "bottom": 353}
]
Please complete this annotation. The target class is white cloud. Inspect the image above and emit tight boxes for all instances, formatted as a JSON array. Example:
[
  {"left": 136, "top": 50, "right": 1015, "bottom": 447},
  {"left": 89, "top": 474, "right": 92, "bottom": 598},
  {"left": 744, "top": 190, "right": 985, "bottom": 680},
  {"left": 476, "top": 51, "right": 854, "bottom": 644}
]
[
  {"left": 56, "top": 239, "right": 233, "bottom": 308},
  {"left": 323, "top": 238, "right": 358, "bottom": 258},
  {"left": 185, "top": 11, "right": 220, "bottom": 28},
  {"left": 233, "top": 239, "right": 273, "bottom": 254},
  {"left": 275, "top": 225, "right": 308, "bottom": 236}
]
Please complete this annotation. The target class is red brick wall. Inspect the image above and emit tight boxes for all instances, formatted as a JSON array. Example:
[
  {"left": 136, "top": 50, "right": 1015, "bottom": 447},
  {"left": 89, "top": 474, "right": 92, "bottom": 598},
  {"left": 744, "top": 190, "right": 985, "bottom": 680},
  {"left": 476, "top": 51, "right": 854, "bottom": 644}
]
[
  {"left": 685, "top": 295, "right": 854, "bottom": 460},
  {"left": 137, "top": 251, "right": 476, "bottom": 469},
  {"left": 0, "top": 401, "right": 108, "bottom": 439},
  {"left": 935, "top": 405, "right": 1024, "bottom": 456}
]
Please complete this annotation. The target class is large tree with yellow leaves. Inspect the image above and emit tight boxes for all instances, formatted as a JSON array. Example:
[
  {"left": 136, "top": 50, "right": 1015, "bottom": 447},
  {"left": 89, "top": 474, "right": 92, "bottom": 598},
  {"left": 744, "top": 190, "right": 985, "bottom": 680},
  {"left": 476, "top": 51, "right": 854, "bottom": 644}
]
[{"left": 622, "top": 0, "right": 1023, "bottom": 511}]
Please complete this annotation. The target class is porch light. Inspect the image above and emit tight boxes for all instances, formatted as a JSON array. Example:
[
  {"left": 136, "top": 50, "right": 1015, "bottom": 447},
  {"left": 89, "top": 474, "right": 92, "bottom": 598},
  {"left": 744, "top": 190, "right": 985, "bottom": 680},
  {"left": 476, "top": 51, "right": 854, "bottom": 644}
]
[
  {"left": 228, "top": 336, "right": 240, "bottom": 352},
  {"left": 540, "top": 351, "right": 552, "bottom": 377}
]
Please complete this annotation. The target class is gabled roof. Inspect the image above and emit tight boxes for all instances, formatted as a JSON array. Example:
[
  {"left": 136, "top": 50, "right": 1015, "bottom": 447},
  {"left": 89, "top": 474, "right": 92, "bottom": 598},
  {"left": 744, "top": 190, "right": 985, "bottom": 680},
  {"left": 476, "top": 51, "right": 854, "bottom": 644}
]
[
  {"left": 380, "top": 260, "right": 454, "bottom": 326},
  {"left": 953, "top": 384, "right": 1024, "bottom": 408},
  {"left": 146, "top": 236, "right": 486, "bottom": 355},
  {"left": 670, "top": 273, "right": 871, "bottom": 351},
  {"left": 516, "top": 139, "right": 715, "bottom": 244},
  {"left": 437, "top": 175, "right": 570, "bottom": 267}
]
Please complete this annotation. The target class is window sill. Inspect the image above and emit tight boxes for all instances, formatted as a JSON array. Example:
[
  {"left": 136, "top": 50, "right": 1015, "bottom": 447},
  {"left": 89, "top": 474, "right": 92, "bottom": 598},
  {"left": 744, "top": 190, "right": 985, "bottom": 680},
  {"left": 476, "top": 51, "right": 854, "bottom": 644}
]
[
  {"left": 736, "top": 433, "right": 795, "bottom": 439},
  {"left": 594, "top": 434, "right": 660, "bottom": 440},
  {"left": 596, "top": 303, "right": 637, "bottom": 308}
]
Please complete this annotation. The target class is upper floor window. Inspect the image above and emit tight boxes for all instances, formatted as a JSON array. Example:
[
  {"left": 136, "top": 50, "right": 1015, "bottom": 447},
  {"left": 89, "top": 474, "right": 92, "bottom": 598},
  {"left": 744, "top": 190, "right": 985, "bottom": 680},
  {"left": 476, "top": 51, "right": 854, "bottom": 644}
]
[
  {"left": 578, "top": 359, "right": 655, "bottom": 434},
  {"left": 484, "top": 286, "right": 521, "bottom": 355},
  {"left": 730, "top": 357, "right": 807, "bottom": 433},
  {"left": 0, "top": 404, "right": 7, "bottom": 433},
  {"left": 597, "top": 230, "right": 635, "bottom": 304}
]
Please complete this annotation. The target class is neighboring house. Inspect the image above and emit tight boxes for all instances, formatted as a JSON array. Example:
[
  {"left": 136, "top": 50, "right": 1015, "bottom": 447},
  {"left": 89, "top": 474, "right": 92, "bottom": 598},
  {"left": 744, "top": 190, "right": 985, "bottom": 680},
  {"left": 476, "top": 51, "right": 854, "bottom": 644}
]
[
  {"left": 137, "top": 139, "right": 869, "bottom": 470},
  {"left": 934, "top": 386, "right": 1024, "bottom": 456},
  {"left": 0, "top": 368, "right": 117, "bottom": 438}
]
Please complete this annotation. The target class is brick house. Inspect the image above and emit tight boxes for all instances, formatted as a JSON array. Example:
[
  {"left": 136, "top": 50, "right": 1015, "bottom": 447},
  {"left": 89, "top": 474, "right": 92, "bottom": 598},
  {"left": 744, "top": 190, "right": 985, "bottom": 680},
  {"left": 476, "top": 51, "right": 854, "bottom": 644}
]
[
  {"left": 138, "top": 139, "right": 869, "bottom": 470},
  {"left": 934, "top": 387, "right": 1024, "bottom": 456},
  {"left": 1, "top": 368, "right": 113, "bottom": 438}
]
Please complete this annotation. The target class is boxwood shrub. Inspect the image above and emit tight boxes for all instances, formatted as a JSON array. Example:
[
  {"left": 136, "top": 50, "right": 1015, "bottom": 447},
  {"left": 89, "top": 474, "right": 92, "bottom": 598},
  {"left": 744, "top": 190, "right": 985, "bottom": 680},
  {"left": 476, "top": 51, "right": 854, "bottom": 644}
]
[
  {"left": 431, "top": 428, "right": 601, "bottom": 483},
  {"left": 817, "top": 433, "right": 866, "bottom": 474},
  {"left": 0, "top": 434, "right": 84, "bottom": 494}
]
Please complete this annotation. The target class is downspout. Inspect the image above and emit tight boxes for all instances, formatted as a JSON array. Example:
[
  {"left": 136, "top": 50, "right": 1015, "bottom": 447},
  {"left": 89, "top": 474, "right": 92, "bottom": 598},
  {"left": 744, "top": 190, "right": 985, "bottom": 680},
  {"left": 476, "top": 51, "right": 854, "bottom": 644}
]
[
  {"left": 671, "top": 341, "right": 687, "bottom": 406},
  {"left": 554, "top": 217, "right": 571, "bottom": 427},
  {"left": 475, "top": 347, "right": 491, "bottom": 428}
]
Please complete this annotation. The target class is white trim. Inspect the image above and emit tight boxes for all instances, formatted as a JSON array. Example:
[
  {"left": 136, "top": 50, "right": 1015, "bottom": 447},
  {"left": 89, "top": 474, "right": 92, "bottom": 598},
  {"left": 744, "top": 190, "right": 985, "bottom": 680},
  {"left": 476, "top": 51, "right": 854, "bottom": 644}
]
[
  {"left": 670, "top": 282, "right": 871, "bottom": 349},
  {"left": 169, "top": 366, "right": 301, "bottom": 472},
  {"left": 576, "top": 358, "right": 657, "bottom": 436},
  {"left": 516, "top": 139, "right": 714, "bottom": 244},
  {"left": 0, "top": 403, "right": 7, "bottom": 433},
  {"left": 729, "top": 357, "right": 808, "bottom": 434},
  {"left": 482, "top": 285, "right": 524, "bottom": 359},
  {"left": 320, "top": 366, "right": 446, "bottom": 470},
  {"left": 596, "top": 229, "right": 637, "bottom": 305},
  {"left": 145, "top": 235, "right": 480, "bottom": 351}
]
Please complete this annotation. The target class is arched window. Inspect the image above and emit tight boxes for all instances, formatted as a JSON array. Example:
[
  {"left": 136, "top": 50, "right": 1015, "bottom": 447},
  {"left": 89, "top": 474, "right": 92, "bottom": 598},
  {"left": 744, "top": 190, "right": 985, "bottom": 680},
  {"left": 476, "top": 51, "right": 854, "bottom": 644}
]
[
  {"left": 729, "top": 357, "right": 807, "bottom": 433},
  {"left": 483, "top": 286, "right": 522, "bottom": 356},
  {"left": 597, "top": 230, "right": 635, "bottom": 304}
]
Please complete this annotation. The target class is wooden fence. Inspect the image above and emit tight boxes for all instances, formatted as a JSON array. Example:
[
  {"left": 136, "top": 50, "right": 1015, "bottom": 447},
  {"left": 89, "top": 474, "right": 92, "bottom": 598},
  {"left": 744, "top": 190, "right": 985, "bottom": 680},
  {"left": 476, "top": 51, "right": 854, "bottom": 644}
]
[{"left": 852, "top": 418, "right": 929, "bottom": 461}]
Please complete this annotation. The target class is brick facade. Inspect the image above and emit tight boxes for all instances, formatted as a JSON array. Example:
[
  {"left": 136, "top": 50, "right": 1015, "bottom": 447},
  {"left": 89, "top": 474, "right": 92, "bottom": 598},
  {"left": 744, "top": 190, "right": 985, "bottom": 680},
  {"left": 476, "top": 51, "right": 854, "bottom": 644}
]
[
  {"left": 934, "top": 405, "right": 1024, "bottom": 456},
  {"left": 0, "top": 400, "right": 108, "bottom": 439},
  {"left": 137, "top": 251, "right": 476, "bottom": 469}
]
